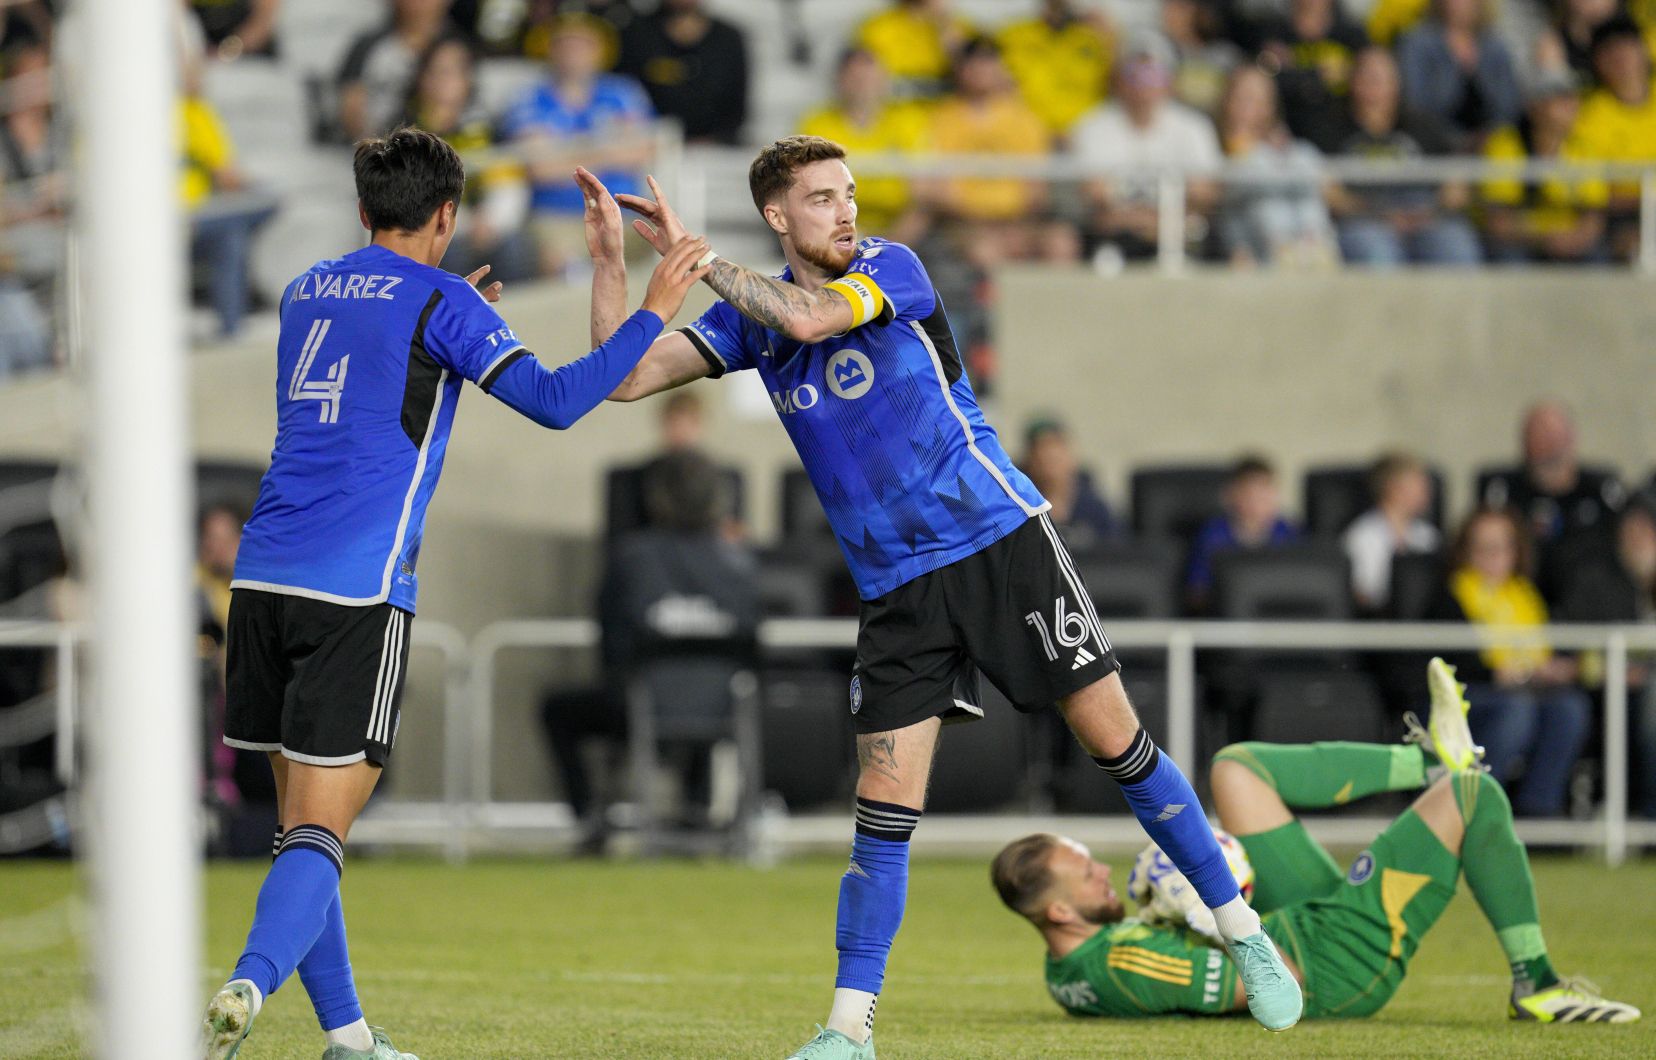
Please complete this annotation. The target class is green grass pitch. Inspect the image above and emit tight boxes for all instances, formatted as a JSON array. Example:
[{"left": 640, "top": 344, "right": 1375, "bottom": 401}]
[{"left": 1, "top": 852, "right": 1650, "bottom": 1057}]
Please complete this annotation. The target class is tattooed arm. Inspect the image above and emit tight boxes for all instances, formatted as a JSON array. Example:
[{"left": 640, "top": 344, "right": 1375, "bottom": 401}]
[{"left": 702, "top": 258, "right": 856, "bottom": 344}]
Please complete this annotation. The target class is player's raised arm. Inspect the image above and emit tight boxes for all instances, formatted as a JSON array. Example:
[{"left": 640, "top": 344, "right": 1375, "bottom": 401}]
[
  {"left": 619, "top": 175, "right": 857, "bottom": 344},
  {"left": 482, "top": 235, "right": 711, "bottom": 429}
]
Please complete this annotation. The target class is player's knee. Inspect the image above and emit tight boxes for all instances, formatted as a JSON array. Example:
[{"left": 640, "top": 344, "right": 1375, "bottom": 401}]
[
  {"left": 1211, "top": 743, "right": 1274, "bottom": 788},
  {"left": 1451, "top": 768, "right": 1511, "bottom": 823}
]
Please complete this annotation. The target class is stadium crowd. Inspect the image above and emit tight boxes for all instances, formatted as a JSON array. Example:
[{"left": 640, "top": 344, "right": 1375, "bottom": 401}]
[{"left": 4, "top": 0, "right": 1656, "bottom": 380}]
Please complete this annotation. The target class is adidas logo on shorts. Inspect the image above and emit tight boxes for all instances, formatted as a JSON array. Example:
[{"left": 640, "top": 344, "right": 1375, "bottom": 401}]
[{"left": 1072, "top": 646, "right": 1097, "bottom": 670}]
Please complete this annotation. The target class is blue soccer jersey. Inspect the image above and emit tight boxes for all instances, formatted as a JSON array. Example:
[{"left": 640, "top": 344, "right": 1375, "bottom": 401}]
[
  {"left": 681, "top": 238, "right": 1049, "bottom": 599},
  {"left": 233, "top": 244, "right": 532, "bottom": 612}
]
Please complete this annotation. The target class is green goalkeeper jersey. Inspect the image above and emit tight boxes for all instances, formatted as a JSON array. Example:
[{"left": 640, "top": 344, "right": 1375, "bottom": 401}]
[{"left": 1044, "top": 918, "right": 1241, "bottom": 1017}]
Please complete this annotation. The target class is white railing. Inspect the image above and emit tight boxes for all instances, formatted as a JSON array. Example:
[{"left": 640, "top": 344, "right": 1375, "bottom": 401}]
[
  {"left": 6, "top": 616, "right": 1654, "bottom": 864},
  {"left": 687, "top": 147, "right": 1656, "bottom": 275}
]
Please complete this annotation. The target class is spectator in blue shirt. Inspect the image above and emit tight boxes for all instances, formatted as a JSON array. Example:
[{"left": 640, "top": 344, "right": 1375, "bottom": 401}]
[
  {"left": 1395, "top": 0, "right": 1521, "bottom": 150},
  {"left": 1186, "top": 455, "right": 1302, "bottom": 610},
  {"left": 499, "top": 13, "right": 655, "bottom": 276},
  {"left": 1020, "top": 417, "right": 1121, "bottom": 550}
]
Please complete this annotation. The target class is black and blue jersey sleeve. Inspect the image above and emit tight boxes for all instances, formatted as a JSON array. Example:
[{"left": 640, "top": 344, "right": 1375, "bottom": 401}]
[
  {"left": 423, "top": 280, "right": 526, "bottom": 391},
  {"left": 678, "top": 299, "right": 755, "bottom": 378},
  {"left": 826, "top": 241, "right": 936, "bottom": 329}
]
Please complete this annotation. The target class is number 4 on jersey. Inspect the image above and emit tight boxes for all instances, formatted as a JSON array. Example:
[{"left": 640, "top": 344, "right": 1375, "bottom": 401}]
[{"left": 289, "top": 318, "right": 349, "bottom": 423}]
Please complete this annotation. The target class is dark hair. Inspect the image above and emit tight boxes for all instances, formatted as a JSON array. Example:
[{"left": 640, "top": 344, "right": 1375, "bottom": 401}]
[
  {"left": 198, "top": 501, "right": 249, "bottom": 536},
  {"left": 1451, "top": 505, "right": 1533, "bottom": 576},
  {"left": 643, "top": 450, "right": 725, "bottom": 534},
  {"left": 1228, "top": 454, "right": 1275, "bottom": 484},
  {"left": 353, "top": 126, "right": 465, "bottom": 233},
  {"left": 991, "top": 834, "right": 1062, "bottom": 919},
  {"left": 748, "top": 135, "right": 848, "bottom": 212},
  {"left": 1591, "top": 15, "right": 1645, "bottom": 55},
  {"left": 402, "top": 34, "right": 478, "bottom": 131}
]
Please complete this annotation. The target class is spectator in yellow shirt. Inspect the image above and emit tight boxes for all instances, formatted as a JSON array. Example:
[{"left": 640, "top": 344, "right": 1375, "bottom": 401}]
[
  {"left": 996, "top": 0, "right": 1116, "bottom": 138},
  {"left": 1568, "top": 17, "right": 1656, "bottom": 257},
  {"left": 799, "top": 47, "right": 929, "bottom": 237},
  {"left": 855, "top": 0, "right": 973, "bottom": 95},
  {"left": 1481, "top": 70, "right": 1608, "bottom": 263},
  {"left": 1366, "top": 0, "right": 1430, "bottom": 46},
  {"left": 181, "top": 60, "right": 276, "bottom": 337}
]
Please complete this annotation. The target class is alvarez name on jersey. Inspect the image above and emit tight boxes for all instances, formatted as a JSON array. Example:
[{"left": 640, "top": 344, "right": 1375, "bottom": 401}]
[
  {"left": 233, "top": 243, "right": 526, "bottom": 612},
  {"left": 680, "top": 237, "right": 1048, "bottom": 599}
]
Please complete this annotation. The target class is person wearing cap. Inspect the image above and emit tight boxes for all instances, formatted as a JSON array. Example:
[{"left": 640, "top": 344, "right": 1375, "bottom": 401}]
[
  {"left": 1070, "top": 30, "right": 1223, "bottom": 262},
  {"left": 1480, "top": 68, "right": 1608, "bottom": 263},
  {"left": 499, "top": 13, "right": 656, "bottom": 276},
  {"left": 1566, "top": 16, "right": 1656, "bottom": 259}
]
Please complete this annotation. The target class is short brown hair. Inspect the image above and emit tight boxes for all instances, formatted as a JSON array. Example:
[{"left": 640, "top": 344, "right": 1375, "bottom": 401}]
[
  {"left": 748, "top": 135, "right": 847, "bottom": 212},
  {"left": 1369, "top": 450, "right": 1426, "bottom": 503},
  {"left": 991, "top": 833, "right": 1062, "bottom": 919},
  {"left": 1451, "top": 505, "right": 1533, "bottom": 577}
]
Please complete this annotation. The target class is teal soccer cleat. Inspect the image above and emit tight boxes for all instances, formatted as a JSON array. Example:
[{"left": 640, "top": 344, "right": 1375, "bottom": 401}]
[
  {"left": 320, "top": 1027, "right": 419, "bottom": 1059},
  {"left": 1226, "top": 930, "right": 1303, "bottom": 1031},
  {"left": 786, "top": 1025, "right": 876, "bottom": 1059}
]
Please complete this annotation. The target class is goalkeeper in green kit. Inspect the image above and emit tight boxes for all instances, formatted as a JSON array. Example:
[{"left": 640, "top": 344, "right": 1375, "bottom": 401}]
[{"left": 992, "top": 659, "right": 1642, "bottom": 1024}]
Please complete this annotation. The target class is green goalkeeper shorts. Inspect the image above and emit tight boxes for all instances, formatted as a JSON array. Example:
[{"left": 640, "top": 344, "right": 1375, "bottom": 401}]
[{"left": 1262, "top": 810, "right": 1461, "bottom": 1019}]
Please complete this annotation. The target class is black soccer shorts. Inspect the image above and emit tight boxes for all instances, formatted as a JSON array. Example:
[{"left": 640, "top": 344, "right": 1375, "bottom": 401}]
[
  {"left": 850, "top": 512, "right": 1121, "bottom": 734},
  {"left": 224, "top": 588, "right": 412, "bottom": 766}
]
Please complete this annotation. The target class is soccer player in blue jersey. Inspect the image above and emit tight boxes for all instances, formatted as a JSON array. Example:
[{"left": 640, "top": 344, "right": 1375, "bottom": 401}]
[
  {"left": 603, "top": 136, "right": 1303, "bottom": 1058},
  {"left": 199, "top": 128, "right": 711, "bottom": 1060}
]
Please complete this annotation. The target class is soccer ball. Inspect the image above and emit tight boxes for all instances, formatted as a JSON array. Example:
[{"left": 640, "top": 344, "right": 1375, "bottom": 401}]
[{"left": 1127, "top": 827, "right": 1256, "bottom": 925}]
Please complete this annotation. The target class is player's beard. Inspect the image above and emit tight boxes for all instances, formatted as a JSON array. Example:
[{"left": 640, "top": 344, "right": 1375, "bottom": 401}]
[
  {"left": 795, "top": 226, "right": 857, "bottom": 275},
  {"left": 1076, "top": 898, "right": 1126, "bottom": 926}
]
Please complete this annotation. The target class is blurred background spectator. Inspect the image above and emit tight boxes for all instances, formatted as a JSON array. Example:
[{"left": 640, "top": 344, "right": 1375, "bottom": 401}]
[
  {"left": 1162, "top": 0, "right": 1242, "bottom": 116},
  {"left": 1325, "top": 46, "right": 1482, "bottom": 266},
  {"left": 618, "top": 0, "right": 749, "bottom": 145},
  {"left": 799, "top": 47, "right": 928, "bottom": 239},
  {"left": 1480, "top": 70, "right": 1607, "bottom": 264},
  {"left": 1214, "top": 63, "right": 1339, "bottom": 266},
  {"left": 606, "top": 390, "right": 746, "bottom": 542},
  {"left": 1482, "top": 400, "right": 1625, "bottom": 548},
  {"left": 996, "top": 0, "right": 1115, "bottom": 141},
  {"left": 1366, "top": 0, "right": 1433, "bottom": 47},
  {"left": 1534, "top": 0, "right": 1625, "bottom": 78},
  {"left": 1395, "top": 0, "right": 1521, "bottom": 150},
  {"left": 1252, "top": 0, "right": 1370, "bottom": 154},
  {"left": 1343, "top": 450, "right": 1441, "bottom": 612},
  {"left": 1558, "top": 496, "right": 1656, "bottom": 819},
  {"left": 186, "top": 0, "right": 280, "bottom": 61},
  {"left": 1431, "top": 506, "right": 1590, "bottom": 817},
  {"left": 1, "top": 41, "right": 63, "bottom": 291},
  {"left": 1567, "top": 17, "right": 1656, "bottom": 261},
  {"left": 499, "top": 13, "right": 654, "bottom": 277},
  {"left": 337, "top": 0, "right": 461, "bottom": 143},
  {"left": 1018, "top": 416, "right": 1121, "bottom": 549},
  {"left": 1185, "top": 454, "right": 1302, "bottom": 610},
  {"left": 543, "top": 449, "right": 757, "bottom": 855},
  {"left": 1073, "top": 32, "right": 1221, "bottom": 263},
  {"left": 401, "top": 34, "right": 539, "bottom": 282},
  {"left": 855, "top": 0, "right": 974, "bottom": 97}
]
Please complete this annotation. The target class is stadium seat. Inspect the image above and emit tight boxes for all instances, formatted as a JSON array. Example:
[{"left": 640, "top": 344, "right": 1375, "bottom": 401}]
[
  {"left": 1070, "top": 538, "right": 1182, "bottom": 620},
  {"left": 1251, "top": 670, "right": 1390, "bottom": 745},
  {"left": 759, "top": 667, "right": 854, "bottom": 811},
  {"left": 1212, "top": 545, "right": 1353, "bottom": 622},
  {"left": 757, "top": 551, "right": 829, "bottom": 618},
  {"left": 1129, "top": 465, "right": 1229, "bottom": 544},
  {"left": 926, "top": 683, "right": 1030, "bottom": 813},
  {"left": 778, "top": 467, "right": 832, "bottom": 544},
  {"left": 1303, "top": 463, "right": 1447, "bottom": 537},
  {"left": 196, "top": 460, "right": 267, "bottom": 512},
  {"left": 1387, "top": 550, "right": 1446, "bottom": 621},
  {"left": 1041, "top": 672, "right": 1179, "bottom": 815}
]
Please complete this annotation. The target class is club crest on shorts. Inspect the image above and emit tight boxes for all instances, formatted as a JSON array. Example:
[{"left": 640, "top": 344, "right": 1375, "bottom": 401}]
[
  {"left": 849, "top": 675, "right": 863, "bottom": 715},
  {"left": 1348, "top": 850, "right": 1375, "bottom": 885}
]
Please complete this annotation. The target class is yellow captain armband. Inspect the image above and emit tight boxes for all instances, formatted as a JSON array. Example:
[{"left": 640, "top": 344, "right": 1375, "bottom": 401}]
[{"left": 824, "top": 271, "right": 889, "bottom": 329}]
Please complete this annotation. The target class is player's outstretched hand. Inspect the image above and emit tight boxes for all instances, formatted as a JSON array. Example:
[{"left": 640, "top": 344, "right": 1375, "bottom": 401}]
[
  {"left": 465, "top": 264, "right": 504, "bottom": 304},
  {"left": 575, "top": 165, "right": 625, "bottom": 265},
  {"left": 640, "top": 235, "right": 712, "bottom": 323},
  {"left": 616, "top": 174, "right": 686, "bottom": 257}
]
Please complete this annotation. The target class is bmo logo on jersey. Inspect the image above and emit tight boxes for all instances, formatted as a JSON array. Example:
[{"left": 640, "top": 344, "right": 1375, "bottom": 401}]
[
  {"left": 770, "top": 383, "right": 820, "bottom": 415},
  {"left": 826, "top": 349, "right": 874, "bottom": 400}
]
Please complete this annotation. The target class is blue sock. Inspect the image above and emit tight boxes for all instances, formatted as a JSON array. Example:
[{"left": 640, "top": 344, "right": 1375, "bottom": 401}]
[
  {"left": 229, "top": 824, "right": 345, "bottom": 999},
  {"left": 275, "top": 829, "right": 364, "bottom": 1032},
  {"left": 1095, "top": 730, "right": 1240, "bottom": 909},
  {"left": 835, "top": 798, "right": 921, "bottom": 993}
]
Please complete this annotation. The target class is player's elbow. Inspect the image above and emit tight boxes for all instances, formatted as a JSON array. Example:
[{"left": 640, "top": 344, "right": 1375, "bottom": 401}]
[{"left": 784, "top": 318, "right": 836, "bottom": 344}]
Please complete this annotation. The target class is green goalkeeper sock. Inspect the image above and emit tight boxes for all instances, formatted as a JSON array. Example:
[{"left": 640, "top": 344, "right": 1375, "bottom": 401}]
[
  {"left": 1214, "top": 741, "right": 1426, "bottom": 809},
  {"left": 1453, "top": 770, "right": 1557, "bottom": 994}
]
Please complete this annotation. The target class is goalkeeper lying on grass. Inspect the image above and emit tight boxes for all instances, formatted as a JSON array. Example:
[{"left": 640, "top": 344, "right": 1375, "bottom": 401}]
[{"left": 991, "top": 659, "right": 1641, "bottom": 1024}]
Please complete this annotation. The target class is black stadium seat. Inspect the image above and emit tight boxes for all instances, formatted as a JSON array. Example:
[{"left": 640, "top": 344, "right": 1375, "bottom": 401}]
[
  {"left": 1129, "top": 465, "right": 1229, "bottom": 544},
  {"left": 1213, "top": 545, "right": 1353, "bottom": 622},
  {"left": 1252, "top": 671, "right": 1389, "bottom": 745},
  {"left": 1387, "top": 550, "right": 1446, "bottom": 621},
  {"left": 1304, "top": 464, "right": 1447, "bottom": 537},
  {"left": 1071, "top": 538, "right": 1182, "bottom": 621},
  {"left": 778, "top": 467, "right": 831, "bottom": 544},
  {"left": 926, "top": 684, "right": 1030, "bottom": 813},
  {"left": 196, "top": 459, "right": 268, "bottom": 512},
  {"left": 759, "top": 668, "right": 854, "bottom": 811}
]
